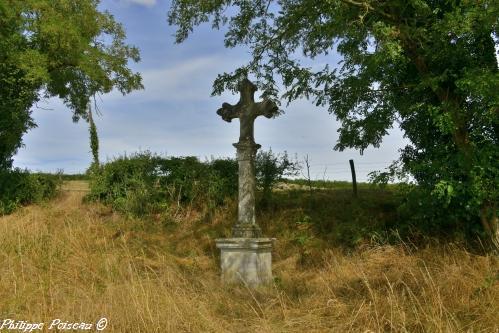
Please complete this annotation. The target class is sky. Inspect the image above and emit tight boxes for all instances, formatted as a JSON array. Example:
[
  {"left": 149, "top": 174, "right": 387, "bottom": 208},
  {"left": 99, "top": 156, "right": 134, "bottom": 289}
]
[{"left": 13, "top": 0, "right": 409, "bottom": 182}]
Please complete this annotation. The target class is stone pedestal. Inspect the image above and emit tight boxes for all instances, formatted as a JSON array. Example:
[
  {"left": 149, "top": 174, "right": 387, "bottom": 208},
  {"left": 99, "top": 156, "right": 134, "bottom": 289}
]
[{"left": 216, "top": 238, "right": 274, "bottom": 287}]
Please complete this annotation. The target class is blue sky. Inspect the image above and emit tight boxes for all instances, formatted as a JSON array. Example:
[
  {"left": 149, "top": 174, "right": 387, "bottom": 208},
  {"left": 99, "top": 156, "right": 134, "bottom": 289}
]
[{"left": 13, "top": 0, "right": 408, "bottom": 181}]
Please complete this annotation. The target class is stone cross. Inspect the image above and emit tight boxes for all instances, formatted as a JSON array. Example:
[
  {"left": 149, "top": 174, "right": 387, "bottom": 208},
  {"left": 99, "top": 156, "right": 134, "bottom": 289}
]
[{"left": 217, "top": 78, "right": 278, "bottom": 237}]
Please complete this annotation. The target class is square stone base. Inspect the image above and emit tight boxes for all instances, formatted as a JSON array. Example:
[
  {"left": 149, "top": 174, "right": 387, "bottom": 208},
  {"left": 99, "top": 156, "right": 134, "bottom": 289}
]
[{"left": 215, "top": 238, "right": 274, "bottom": 287}]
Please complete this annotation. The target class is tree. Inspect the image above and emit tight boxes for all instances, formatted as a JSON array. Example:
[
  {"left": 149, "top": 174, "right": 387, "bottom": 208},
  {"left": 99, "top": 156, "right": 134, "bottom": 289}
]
[
  {"left": 168, "top": 0, "right": 499, "bottom": 246},
  {"left": 88, "top": 101, "right": 100, "bottom": 167},
  {"left": 0, "top": 0, "right": 143, "bottom": 169}
]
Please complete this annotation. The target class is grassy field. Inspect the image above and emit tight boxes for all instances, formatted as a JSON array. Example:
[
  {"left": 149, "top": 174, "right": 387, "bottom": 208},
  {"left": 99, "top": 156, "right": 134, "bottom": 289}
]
[{"left": 0, "top": 181, "right": 497, "bottom": 332}]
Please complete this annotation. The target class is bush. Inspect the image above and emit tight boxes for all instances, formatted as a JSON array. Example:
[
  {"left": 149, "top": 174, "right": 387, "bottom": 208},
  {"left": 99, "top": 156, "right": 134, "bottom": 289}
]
[
  {"left": 88, "top": 149, "right": 306, "bottom": 217},
  {"left": 208, "top": 158, "right": 238, "bottom": 205},
  {"left": 87, "top": 152, "right": 238, "bottom": 217},
  {"left": 256, "top": 149, "right": 300, "bottom": 205},
  {"left": 0, "top": 169, "right": 61, "bottom": 215}
]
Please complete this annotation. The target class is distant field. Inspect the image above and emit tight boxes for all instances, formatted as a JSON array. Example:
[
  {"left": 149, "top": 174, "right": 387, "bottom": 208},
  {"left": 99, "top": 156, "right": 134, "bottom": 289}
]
[
  {"left": 61, "top": 180, "right": 90, "bottom": 192},
  {"left": 0, "top": 181, "right": 496, "bottom": 332},
  {"left": 59, "top": 173, "right": 89, "bottom": 181},
  {"left": 283, "top": 178, "right": 398, "bottom": 190}
]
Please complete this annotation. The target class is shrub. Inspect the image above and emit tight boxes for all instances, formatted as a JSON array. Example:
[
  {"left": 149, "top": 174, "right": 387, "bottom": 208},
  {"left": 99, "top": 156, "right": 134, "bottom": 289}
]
[
  {"left": 87, "top": 152, "right": 238, "bottom": 217},
  {"left": 256, "top": 149, "right": 300, "bottom": 205},
  {"left": 209, "top": 158, "right": 238, "bottom": 204},
  {"left": 88, "top": 149, "right": 306, "bottom": 217},
  {"left": 0, "top": 169, "right": 61, "bottom": 215}
]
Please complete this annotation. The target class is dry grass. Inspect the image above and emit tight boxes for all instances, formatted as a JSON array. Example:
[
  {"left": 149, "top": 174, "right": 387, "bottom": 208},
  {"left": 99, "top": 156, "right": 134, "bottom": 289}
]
[{"left": 0, "top": 182, "right": 497, "bottom": 332}]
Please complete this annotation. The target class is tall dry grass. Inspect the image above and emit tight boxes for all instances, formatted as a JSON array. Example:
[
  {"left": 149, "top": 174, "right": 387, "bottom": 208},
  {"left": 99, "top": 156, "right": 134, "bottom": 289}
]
[{"left": 0, "top": 182, "right": 497, "bottom": 332}]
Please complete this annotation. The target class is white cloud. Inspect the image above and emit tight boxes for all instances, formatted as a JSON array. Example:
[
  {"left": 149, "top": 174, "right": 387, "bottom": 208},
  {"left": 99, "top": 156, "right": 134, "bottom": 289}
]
[
  {"left": 102, "top": 54, "right": 247, "bottom": 104},
  {"left": 123, "top": 0, "right": 157, "bottom": 7},
  {"left": 140, "top": 56, "right": 223, "bottom": 101}
]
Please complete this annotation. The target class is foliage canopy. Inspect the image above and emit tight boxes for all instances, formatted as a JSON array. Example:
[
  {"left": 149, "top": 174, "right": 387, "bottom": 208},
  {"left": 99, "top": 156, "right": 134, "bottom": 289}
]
[
  {"left": 0, "top": 0, "right": 143, "bottom": 169},
  {"left": 168, "top": 0, "right": 499, "bottom": 244}
]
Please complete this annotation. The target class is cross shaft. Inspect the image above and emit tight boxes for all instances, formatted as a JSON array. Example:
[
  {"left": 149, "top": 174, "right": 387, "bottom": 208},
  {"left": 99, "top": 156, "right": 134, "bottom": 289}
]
[{"left": 216, "top": 79, "right": 278, "bottom": 237}]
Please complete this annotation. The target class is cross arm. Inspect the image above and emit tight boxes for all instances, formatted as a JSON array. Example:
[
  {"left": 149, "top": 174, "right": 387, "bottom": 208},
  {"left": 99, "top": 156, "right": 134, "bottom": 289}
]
[
  {"left": 255, "top": 99, "right": 278, "bottom": 119},
  {"left": 216, "top": 102, "right": 240, "bottom": 123}
]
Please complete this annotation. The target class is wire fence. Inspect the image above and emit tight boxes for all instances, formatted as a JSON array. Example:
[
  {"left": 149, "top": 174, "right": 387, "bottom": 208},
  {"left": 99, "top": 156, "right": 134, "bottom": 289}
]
[{"left": 293, "top": 159, "right": 390, "bottom": 182}]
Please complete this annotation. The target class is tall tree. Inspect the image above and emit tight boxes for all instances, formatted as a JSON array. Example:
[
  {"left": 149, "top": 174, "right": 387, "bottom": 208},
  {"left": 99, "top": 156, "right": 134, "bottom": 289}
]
[
  {"left": 0, "top": 0, "right": 143, "bottom": 169},
  {"left": 168, "top": 0, "right": 499, "bottom": 246},
  {"left": 88, "top": 101, "right": 100, "bottom": 168}
]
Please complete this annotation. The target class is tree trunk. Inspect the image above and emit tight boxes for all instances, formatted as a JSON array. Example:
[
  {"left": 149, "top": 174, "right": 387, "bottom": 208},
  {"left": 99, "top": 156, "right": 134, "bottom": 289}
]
[{"left": 480, "top": 203, "right": 499, "bottom": 251}]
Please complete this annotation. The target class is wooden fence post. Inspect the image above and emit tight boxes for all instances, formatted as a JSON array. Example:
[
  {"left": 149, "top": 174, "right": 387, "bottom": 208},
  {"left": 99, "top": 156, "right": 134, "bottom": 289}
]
[{"left": 349, "top": 159, "right": 358, "bottom": 198}]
